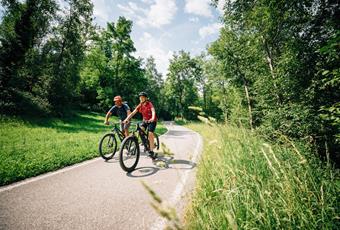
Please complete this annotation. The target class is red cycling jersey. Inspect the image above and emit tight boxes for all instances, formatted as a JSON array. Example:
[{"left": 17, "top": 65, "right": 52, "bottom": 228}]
[{"left": 138, "top": 101, "right": 157, "bottom": 121}]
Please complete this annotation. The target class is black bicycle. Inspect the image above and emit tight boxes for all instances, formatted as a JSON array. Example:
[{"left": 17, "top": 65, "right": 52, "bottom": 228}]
[
  {"left": 119, "top": 122, "right": 160, "bottom": 172},
  {"left": 99, "top": 122, "right": 126, "bottom": 160}
]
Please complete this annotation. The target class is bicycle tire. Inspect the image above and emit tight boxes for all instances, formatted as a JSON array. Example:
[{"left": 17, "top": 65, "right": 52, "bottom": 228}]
[
  {"left": 99, "top": 133, "right": 117, "bottom": 160},
  {"left": 119, "top": 136, "right": 140, "bottom": 172},
  {"left": 143, "top": 132, "right": 160, "bottom": 152},
  {"left": 154, "top": 133, "right": 160, "bottom": 150}
]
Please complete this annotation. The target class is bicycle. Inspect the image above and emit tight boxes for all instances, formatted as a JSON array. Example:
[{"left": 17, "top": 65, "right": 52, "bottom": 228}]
[
  {"left": 119, "top": 122, "right": 160, "bottom": 172},
  {"left": 98, "top": 122, "right": 126, "bottom": 160}
]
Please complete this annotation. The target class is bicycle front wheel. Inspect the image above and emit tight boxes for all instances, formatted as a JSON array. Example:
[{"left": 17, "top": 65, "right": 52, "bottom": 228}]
[
  {"left": 119, "top": 136, "right": 140, "bottom": 172},
  {"left": 99, "top": 133, "right": 117, "bottom": 160}
]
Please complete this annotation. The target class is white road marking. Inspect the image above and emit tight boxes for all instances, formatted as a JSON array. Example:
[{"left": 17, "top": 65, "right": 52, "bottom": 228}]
[
  {"left": 150, "top": 130, "right": 203, "bottom": 230},
  {"left": 0, "top": 157, "right": 102, "bottom": 193}
]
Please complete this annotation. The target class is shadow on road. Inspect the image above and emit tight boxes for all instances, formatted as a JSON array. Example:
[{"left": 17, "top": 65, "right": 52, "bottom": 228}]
[
  {"left": 153, "top": 156, "right": 196, "bottom": 170},
  {"left": 127, "top": 167, "right": 159, "bottom": 177},
  {"left": 125, "top": 155, "right": 196, "bottom": 178},
  {"left": 103, "top": 156, "right": 120, "bottom": 163}
]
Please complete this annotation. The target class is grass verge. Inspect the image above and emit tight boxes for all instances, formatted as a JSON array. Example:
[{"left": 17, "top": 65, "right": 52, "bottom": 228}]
[
  {"left": 0, "top": 111, "right": 167, "bottom": 186},
  {"left": 184, "top": 122, "right": 339, "bottom": 229}
]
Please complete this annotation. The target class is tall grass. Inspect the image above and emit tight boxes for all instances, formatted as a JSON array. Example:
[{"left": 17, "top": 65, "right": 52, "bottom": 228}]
[
  {"left": 0, "top": 111, "right": 167, "bottom": 186},
  {"left": 185, "top": 123, "right": 339, "bottom": 229}
]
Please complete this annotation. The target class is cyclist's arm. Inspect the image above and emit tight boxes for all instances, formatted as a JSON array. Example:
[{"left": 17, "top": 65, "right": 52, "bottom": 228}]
[
  {"left": 124, "top": 105, "right": 139, "bottom": 122},
  {"left": 124, "top": 108, "right": 137, "bottom": 121},
  {"left": 125, "top": 104, "right": 132, "bottom": 117},
  {"left": 104, "top": 111, "right": 112, "bottom": 124},
  {"left": 150, "top": 107, "right": 156, "bottom": 122}
]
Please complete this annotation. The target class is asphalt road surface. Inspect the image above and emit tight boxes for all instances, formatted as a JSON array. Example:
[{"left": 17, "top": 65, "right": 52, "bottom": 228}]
[{"left": 0, "top": 122, "right": 203, "bottom": 230}]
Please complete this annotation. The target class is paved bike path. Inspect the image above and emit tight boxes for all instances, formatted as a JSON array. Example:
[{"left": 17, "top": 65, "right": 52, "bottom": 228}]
[{"left": 0, "top": 122, "right": 203, "bottom": 230}]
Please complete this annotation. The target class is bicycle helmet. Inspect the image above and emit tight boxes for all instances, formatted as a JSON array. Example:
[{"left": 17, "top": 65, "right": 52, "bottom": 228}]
[{"left": 138, "top": 92, "right": 148, "bottom": 97}]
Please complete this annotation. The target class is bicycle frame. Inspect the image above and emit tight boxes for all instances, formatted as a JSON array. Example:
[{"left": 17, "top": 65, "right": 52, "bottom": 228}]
[
  {"left": 118, "top": 122, "right": 159, "bottom": 171},
  {"left": 131, "top": 123, "right": 151, "bottom": 151},
  {"left": 111, "top": 123, "right": 125, "bottom": 141}
]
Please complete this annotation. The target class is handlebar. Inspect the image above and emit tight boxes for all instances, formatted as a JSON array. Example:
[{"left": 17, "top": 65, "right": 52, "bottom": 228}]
[
  {"left": 106, "top": 121, "right": 137, "bottom": 126},
  {"left": 104, "top": 121, "right": 151, "bottom": 128}
]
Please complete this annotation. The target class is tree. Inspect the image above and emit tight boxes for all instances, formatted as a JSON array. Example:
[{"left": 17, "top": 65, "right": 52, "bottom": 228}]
[
  {"left": 164, "top": 51, "right": 200, "bottom": 119},
  {"left": 209, "top": 29, "right": 265, "bottom": 130},
  {"left": 80, "top": 17, "right": 147, "bottom": 111},
  {"left": 143, "top": 56, "right": 167, "bottom": 117},
  {"left": 0, "top": 0, "right": 57, "bottom": 113},
  {"left": 212, "top": 0, "right": 340, "bottom": 162},
  {"left": 46, "top": 0, "right": 93, "bottom": 111}
]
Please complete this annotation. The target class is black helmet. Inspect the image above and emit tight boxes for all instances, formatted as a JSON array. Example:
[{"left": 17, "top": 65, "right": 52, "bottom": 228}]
[{"left": 138, "top": 91, "right": 148, "bottom": 97}]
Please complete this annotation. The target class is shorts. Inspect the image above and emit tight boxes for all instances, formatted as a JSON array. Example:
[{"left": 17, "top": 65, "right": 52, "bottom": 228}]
[
  {"left": 141, "top": 121, "right": 157, "bottom": 132},
  {"left": 120, "top": 121, "right": 130, "bottom": 131}
]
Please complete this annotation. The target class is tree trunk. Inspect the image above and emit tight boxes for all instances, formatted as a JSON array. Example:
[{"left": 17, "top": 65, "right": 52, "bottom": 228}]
[
  {"left": 203, "top": 85, "right": 207, "bottom": 111},
  {"left": 56, "top": 7, "right": 74, "bottom": 74},
  {"left": 243, "top": 80, "right": 253, "bottom": 131},
  {"left": 262, "top": 37, "right": 282, "bottom": 105},
  {"left": 226, "top": 50, "right": 254, "bottom": 130}
]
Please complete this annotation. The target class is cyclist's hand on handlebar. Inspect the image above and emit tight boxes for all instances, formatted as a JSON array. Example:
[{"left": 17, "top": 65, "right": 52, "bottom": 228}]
[{"left": 123, "top": 119, "right": 129, "bottom": 124}]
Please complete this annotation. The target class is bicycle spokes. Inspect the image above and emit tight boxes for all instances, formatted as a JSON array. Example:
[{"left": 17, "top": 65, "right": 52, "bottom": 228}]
[
  {"left": 103, "top": 137, "right": 114, "bottom": 156},
  {"left": 107, "top": 138, "right": 114, "bottom": 148},
  {"left": 99, "top": 133, "right": 117, "bottom": 160},
  {"left": 121, "top": 138, "right": 138, "bottom": 168}
]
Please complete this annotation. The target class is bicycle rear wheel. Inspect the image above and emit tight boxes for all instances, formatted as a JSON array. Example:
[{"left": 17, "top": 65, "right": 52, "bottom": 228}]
[
  {"left": 99, "top": 133, "right": 117, "bottom": 160},
  {"left": 119, "top": 136, "right": 140, "bottom": 172}
]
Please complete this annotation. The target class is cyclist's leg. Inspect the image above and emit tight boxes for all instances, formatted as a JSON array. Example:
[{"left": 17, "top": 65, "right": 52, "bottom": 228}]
[
  {"left": 120, "top": 122, "right": 124, "bottom": 133},
  {"left": 148, "top": 122, "right": 157, "bottom": 151},
  {"left": 141, "top": 121, "right": 147, "bottom": 132},
  {"left": 123, "top": 122, "right": 130, "bottom": 137}
]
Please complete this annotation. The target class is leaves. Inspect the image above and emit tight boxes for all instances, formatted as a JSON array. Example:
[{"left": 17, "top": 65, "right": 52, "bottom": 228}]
[{"left": 163, "top": 51, "right": 201, "bottom": 119}]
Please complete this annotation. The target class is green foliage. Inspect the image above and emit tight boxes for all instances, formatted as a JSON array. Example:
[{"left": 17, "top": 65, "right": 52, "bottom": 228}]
[
  {"left": 164, "top": 51, "right": 201, "bottom": 119},
  {"left": 143, "top": 56, "right": 168, "bottom": 118},
  {"left": 174, "top": 117, "right": 188, "bottom": 126},
  {"left": 185, "top": 122, "right": 339, "bottom": 229},
  {"left": 47, "top": 0, "right": 93, "bottom": 111},
  {"left": 222, "top": 86, "right": 250, "bottom": 128},
  {"left": 79, "top": 17, "right": 148, "bottom": 111},
  {"left": 194, "top": 55, "right": 223, "bottom": 120},
  {"left": 0, "top": 0, "right": 57, "bottom": 114},
  {"left": 0, "top": 2, "right": 166, "bottom": 119},
  {"left": 315, "top": 31, "right": 340, "bottom": 146},
  {"left": 0, "top": 0, "right": 93, "bottom": 115},
  {"left": 207, "top": 0, "right": 340, "bottom": 162}
]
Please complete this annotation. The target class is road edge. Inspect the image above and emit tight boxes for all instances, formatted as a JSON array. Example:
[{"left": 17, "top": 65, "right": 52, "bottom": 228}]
[
  {"left": 0, "top": 122, "right": 171, "bottom": 193},
  {"left": 150, "top": 124, "right": 203, "bottom": 230}
]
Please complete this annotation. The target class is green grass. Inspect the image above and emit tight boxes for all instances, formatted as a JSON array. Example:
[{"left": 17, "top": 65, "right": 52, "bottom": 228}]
[
  {"left": 184, "top": 122, "right": 339, "bottom": 229},
  {"left": 0, "top": 111, "right": 167, "bottom": 186}
]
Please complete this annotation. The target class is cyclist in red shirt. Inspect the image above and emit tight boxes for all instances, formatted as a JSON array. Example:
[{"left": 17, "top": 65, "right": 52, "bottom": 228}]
[{"left": 123, "top": 92, "right": 157, "bottom": 159}]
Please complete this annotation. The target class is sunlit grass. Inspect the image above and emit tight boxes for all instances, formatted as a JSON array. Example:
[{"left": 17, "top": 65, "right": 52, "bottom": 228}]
[
  {"left": 184, "top": 122, "right": 339, "bottom": 229},
  {"left": 0, "top": 111, "right": 167, "bottom": 186}
]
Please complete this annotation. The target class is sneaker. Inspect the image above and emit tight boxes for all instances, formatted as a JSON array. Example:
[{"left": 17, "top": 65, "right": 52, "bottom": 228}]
[{"left": 148, "top": 151, "right": 157, "bottom": 160}]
